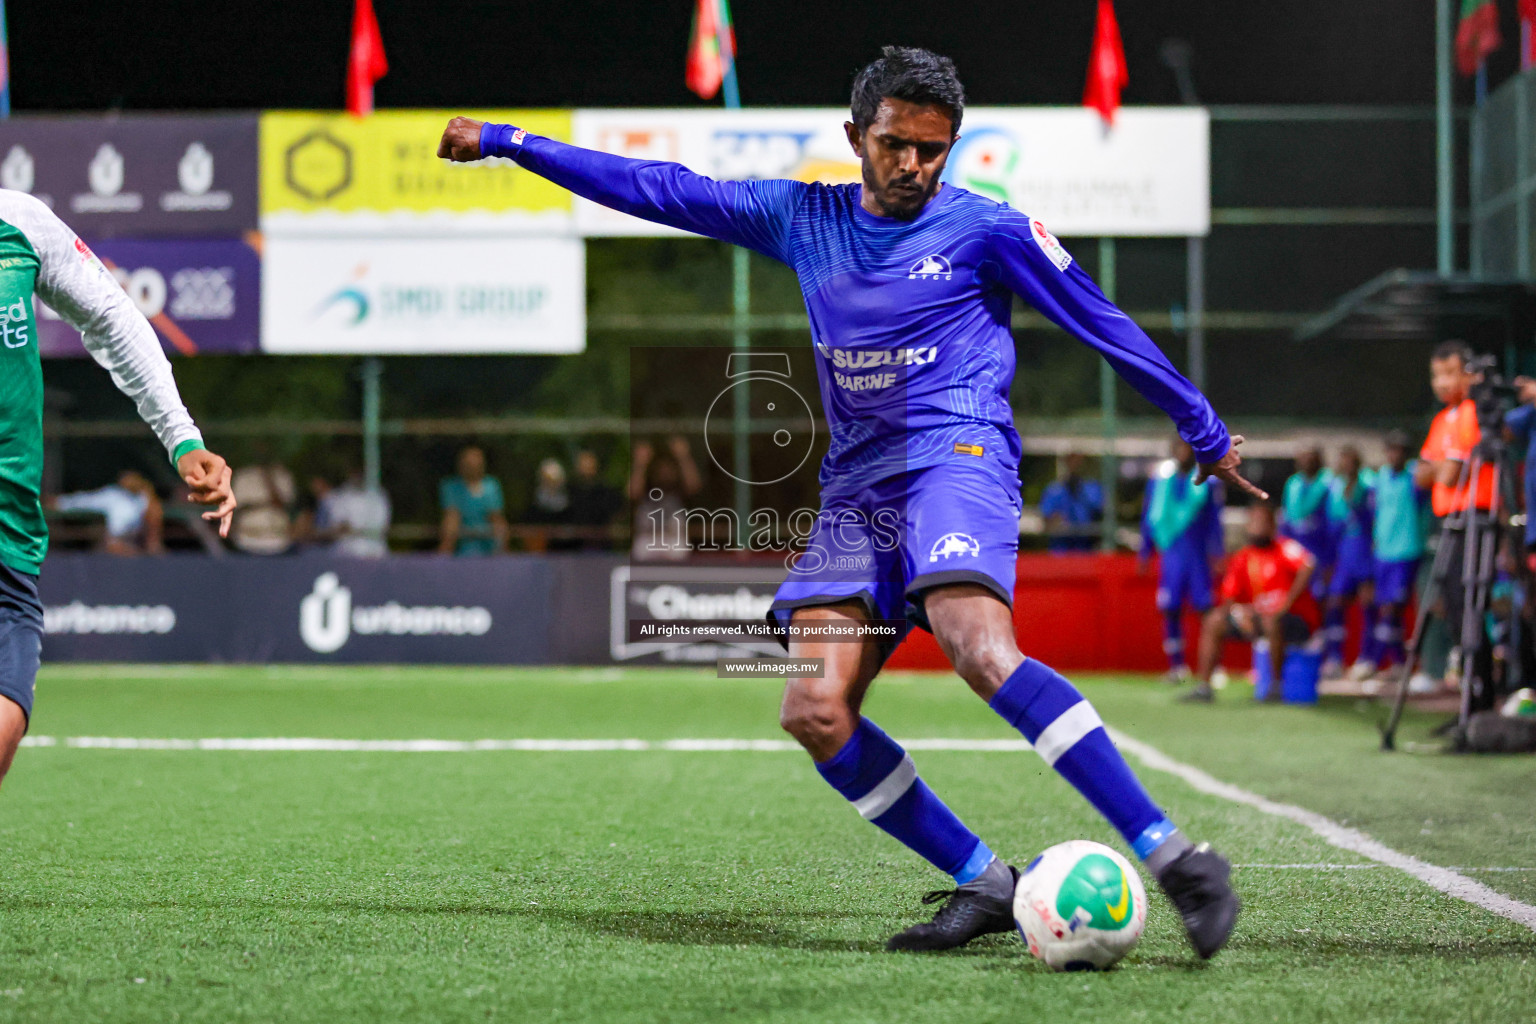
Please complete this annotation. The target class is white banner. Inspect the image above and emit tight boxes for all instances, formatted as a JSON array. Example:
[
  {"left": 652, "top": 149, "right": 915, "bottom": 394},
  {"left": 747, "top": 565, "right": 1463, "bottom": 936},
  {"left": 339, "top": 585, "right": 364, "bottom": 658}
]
[
  {"left": 261, "top": 236, "right": 584, "bottom": 354},
  {"left": 572, "top": 107, "right": 1208, "bottom": 237}
]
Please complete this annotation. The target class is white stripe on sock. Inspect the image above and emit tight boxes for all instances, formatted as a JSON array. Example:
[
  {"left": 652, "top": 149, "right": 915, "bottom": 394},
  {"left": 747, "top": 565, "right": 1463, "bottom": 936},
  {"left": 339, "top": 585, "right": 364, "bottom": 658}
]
[
  {"left": 1032, "top": 700, "right": 1104, "bottom": 767},
  {"left": 851, "top": 753, "right": 917, "bottom": 820}
]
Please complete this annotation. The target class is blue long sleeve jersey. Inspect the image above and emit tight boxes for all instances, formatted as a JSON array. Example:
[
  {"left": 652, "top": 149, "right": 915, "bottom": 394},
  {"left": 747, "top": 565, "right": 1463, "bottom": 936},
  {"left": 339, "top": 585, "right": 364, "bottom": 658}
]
[{"left": 482, "top": 125, "right": 1231, "bottom": 491}]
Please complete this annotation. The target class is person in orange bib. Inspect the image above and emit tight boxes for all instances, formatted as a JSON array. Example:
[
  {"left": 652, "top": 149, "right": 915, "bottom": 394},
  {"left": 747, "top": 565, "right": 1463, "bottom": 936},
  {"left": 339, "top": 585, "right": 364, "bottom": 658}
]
[{"left": 1417, "top": 340, "right": 1499, "bottom": 705}]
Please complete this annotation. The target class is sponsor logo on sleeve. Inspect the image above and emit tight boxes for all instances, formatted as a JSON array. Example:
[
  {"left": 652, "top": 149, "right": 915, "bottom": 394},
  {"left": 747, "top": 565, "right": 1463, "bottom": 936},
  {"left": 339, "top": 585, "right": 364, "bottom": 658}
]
[
  {"left": 510, "top": 128, "right": 528, "bottom": 146},
  {"left": 1029, "top": 218, "right": 1073, "bottom": 272}
]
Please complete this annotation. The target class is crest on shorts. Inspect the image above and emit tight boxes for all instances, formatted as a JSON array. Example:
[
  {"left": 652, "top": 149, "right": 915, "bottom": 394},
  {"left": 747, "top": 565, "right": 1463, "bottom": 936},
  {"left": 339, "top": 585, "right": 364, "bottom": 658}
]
[{"left": 928, "top": 532, "right": 981, "bottom": 562}]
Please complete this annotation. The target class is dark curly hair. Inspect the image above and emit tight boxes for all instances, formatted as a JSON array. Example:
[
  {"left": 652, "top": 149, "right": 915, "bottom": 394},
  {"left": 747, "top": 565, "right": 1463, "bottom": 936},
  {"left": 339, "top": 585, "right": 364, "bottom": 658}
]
[{"left": 850, "top": 46, "right": 965, "bottom": 136}]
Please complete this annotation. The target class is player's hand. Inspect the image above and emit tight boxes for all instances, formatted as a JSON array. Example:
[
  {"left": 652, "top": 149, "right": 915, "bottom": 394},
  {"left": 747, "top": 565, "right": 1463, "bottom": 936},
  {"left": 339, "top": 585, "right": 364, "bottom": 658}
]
[
  {"left": 1197, "top": 434, "right": 1268, "bottom": 500},
  {"left": 437, "top": 117, "right": 486, "bottom": 162},
  {"left": 178, "top": 448, "right": 236, "bottom": 539}
]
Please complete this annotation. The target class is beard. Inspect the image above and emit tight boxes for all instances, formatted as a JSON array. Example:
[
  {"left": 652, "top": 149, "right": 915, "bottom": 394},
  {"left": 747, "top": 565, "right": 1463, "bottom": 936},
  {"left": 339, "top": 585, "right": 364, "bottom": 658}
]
[{"left": 863, "top": 161, "right": 939, "bottom": 220}]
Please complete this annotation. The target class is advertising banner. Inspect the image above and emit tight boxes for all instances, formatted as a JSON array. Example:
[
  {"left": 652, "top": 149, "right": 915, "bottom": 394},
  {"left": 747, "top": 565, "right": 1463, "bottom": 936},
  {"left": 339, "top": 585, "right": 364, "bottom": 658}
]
[
  {"left": 573, "top": 107, "right": 1209, "bottom": 237},
  {"left": 37, "top": 237, "right": 261, "bottom": 357},
  {"left": 261, "top": 235, "right": 584, "bottom": 354},
  {"left": 39, "top": 554, "right": 554, "bottom": 664},
  {"left": 0, "top": 114, "right": 258, "bottom": 236},
  {"left": 260, "top": 110, "right": 575, "bottom": 236}
]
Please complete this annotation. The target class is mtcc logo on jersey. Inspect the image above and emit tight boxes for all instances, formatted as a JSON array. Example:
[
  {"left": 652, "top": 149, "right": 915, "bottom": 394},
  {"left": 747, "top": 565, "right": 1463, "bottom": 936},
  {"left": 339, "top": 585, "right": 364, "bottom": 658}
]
[
  {"left": 0, "top": 298, "right": 31, "bottom": 350},
  {"left": 909, "top": 254, "right": 953, "bottom": 280},
  {"left": 928, "top": 532, "right": 981, "bottom": 562}
]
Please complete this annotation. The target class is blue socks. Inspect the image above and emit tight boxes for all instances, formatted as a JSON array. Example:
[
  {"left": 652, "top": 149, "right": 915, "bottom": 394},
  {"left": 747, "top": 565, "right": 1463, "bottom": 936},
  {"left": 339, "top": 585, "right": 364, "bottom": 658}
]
[
  {"left": 1162, "top": 610, "right": 1185, "bottom": 671},
  {"left": 815, "top": 663, "right": 1191, "bottom": 883},
  {"left": 989, "top": 659, "right": 1188, "bottom": 870},
  {"left": 816, "top": 718, "right": 993, "bottom": 884}
]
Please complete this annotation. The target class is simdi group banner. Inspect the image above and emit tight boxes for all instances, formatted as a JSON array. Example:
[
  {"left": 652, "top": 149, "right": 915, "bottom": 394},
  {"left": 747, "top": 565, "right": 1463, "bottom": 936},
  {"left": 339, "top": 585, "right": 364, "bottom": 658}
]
[
  {"left": 259, "top": 110, "right": 576, "bottom": 237},
  {"left": 573, "top": 107, "right": 1210, "bottom": 237},
  {"left": 261, "top": 236, "right": 584, "bottom": 355}
]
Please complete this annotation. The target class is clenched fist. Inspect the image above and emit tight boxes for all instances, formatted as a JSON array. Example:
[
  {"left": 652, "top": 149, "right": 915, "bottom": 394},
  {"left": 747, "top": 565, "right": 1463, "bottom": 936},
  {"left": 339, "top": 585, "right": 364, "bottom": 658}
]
[{"left": 438, "top": 116, "right": 486, "bottom": 162}]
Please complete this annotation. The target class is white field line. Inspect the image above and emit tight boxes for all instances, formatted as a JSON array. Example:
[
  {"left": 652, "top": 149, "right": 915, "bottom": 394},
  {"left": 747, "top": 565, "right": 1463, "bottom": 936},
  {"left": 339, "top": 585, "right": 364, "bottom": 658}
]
[
  {"left": 1105, "top": 727, "right": 1536, "bottom": 934},
  {"left": 19, "top": 736, "right": 1032, "bottom": 753},
  {"left": 20, "top": 730, "right": 1536, "bottom": 929}
]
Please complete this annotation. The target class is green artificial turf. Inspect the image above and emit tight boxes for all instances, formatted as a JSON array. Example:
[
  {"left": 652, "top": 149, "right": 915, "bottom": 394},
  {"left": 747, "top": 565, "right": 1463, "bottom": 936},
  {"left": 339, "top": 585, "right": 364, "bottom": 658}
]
[{"left": 0, "top": 665, "right": 1529, "bottom": 1023}]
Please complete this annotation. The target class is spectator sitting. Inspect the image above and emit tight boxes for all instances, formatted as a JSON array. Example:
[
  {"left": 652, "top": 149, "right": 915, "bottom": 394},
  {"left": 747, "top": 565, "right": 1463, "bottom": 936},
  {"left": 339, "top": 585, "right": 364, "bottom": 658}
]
[
  {"left": 439, "top": 446, "right": 508, "bottom": 556},
  {"left": 230, "top": 459, "right": 296, "bottom": 555},
  {"left": 318, "top": 468, "right": 392, "bottom": 558},
  {"left": 292, "top": 475, "right": 335, "bottom": 549},
  {"left": 567, "top": 449, "right": 623, "bottom": 549},
  {"left": 1183, "top": 503, "right": 1319, "bottom": 703},
  {"left": 1040, "top": 451, "right": 1103, "bottom": 553},
  {"left": 52, "top": 471, "right": 163, "bottom": 556}
]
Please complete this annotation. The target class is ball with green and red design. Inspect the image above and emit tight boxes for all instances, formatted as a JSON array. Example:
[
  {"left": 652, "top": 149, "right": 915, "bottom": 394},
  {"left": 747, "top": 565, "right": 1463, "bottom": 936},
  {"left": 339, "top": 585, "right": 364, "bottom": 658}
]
[{"left": 1014, "top": 840, "right": 1149, "bottom": 971}]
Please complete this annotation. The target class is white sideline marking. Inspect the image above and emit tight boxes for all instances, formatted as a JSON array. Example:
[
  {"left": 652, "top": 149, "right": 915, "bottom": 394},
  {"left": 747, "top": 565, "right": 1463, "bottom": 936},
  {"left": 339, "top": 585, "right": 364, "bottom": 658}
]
[
  {"left": 18, "top": 736, "right": 1032, "bottom": 753},
  {"left": 1234, "top": 863, "right": 1533, "bottom": 873},
  {"left": 1105, "top": 727, "right": 1536, "bottom": 934},
  {"left": 20, "top": 731, "right": 1536, "bottom": 930}
]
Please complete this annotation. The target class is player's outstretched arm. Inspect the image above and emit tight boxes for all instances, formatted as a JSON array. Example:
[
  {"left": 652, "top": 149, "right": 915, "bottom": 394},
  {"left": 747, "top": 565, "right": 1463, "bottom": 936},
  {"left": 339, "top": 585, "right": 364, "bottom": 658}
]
[
  {"left": 986, "top": 208, "right": 1266, "bottom": 499},
  {"left": 22, "top": 195, "right": 237, "bottom": 536},
  {"left": 438, "top": 116, "right": 805, "bottom": 263}
]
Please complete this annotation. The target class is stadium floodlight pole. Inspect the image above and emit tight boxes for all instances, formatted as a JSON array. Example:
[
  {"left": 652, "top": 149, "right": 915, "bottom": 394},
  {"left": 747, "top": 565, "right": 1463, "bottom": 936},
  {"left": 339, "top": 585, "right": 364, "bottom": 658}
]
[
  {"left": 1098, "top": 237, "right": 1118, "bottom": 551},
  {"left": 361, "top": 357, "right": 383, "bottom": 494},
  {"left": 1436, "top": 0, "right": 1454, "bottom": 275},
  {"left": 1186, "top": 236, "right": 1206, "bottom": 391},
  {"left": 719, "top": 5, "right": 751, "bottom": 529}
]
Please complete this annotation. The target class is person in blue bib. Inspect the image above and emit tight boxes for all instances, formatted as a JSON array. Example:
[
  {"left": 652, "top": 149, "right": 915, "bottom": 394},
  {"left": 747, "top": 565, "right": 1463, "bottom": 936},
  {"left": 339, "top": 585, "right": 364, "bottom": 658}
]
[
  {"left": 1322, "top": 446, "right": 1376, "bottom": 680},
  {"left": 1040, "top": 452, "right": 1103, "bottom": 553},
  {"left": 1280, "top": 447, "right": 1334, "bottom": 592},
  {"left": 1140, "top": 439, "right": 1224, "bottom": 684},
  {"left": 1370, "top": 431, "right": 1427, "bottom": 674}
]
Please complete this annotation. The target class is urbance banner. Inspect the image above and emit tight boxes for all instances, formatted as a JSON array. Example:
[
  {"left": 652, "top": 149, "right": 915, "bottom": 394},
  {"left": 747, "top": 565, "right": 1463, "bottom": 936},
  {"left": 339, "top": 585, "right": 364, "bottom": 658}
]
[
  {"left": 39, "top": 555, "right": 556, "bottom": 664},
  {"left": 0, "top": 114, "right": 259, "bottom": 237}
]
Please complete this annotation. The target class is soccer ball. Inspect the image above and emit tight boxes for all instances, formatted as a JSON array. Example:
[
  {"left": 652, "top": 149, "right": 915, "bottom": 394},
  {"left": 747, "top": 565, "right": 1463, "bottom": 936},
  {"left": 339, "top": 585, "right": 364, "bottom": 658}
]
[{"left": 1013, "top": 840, "right": 1148, "bottom": 971}]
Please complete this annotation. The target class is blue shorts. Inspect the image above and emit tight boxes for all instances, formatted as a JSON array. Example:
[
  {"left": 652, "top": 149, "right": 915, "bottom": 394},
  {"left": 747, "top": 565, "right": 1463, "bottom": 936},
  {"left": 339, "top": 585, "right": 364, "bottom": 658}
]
[
  {"left": 1374, "top": 558, "right": 1419, "bottom": 606},
  {"left": 769, "top": 461, "right": 1021, "bottom": 652},
  {"left": 0, "top": 562, "right": 41, "bottom": 723},
  {"left": 1156, "top": 551, "right": 1213, "bottom": 614},
  {"left": 1328, "top": 536, "right": 1375, "bottom": 598}
]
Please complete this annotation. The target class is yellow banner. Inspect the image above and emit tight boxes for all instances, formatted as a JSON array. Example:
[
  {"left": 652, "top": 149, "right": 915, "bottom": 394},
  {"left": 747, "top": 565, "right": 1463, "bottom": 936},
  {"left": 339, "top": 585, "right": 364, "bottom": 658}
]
[{"left": 260, "top": 110, "right": 573, "bottom": 232}]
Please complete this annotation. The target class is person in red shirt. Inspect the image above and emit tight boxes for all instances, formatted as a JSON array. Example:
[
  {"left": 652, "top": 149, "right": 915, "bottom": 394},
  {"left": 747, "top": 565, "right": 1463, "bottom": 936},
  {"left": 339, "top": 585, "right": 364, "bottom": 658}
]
[{"left": 1183, "top": 503, "right": 1318, "bottom": 702}]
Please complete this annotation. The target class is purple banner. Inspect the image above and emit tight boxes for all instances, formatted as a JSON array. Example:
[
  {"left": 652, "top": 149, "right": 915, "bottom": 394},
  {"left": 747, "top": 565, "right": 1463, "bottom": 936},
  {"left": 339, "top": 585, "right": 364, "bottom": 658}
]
[
  {"left": 37, "top": 237, "right": 261, "bottom": 357},
  {"left": 0, "top": 114, "right": 257, "bottom": 237}
]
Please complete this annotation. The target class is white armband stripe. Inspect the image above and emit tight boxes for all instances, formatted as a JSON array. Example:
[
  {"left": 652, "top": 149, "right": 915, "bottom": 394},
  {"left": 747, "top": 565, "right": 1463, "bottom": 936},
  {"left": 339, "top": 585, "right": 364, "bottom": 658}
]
[
  {"left": 852, "top": 753, "right": 917, "bottom": 820},
  {"left": 1033, "top": 701, "right": 1104, "bottom": 767}
]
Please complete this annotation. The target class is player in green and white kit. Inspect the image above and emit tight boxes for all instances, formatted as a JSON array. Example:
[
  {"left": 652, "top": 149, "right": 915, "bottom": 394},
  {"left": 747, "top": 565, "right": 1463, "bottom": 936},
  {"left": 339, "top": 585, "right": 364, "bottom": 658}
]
[{"left": 0, "top": 189, "right": 235, "bottom": 786}]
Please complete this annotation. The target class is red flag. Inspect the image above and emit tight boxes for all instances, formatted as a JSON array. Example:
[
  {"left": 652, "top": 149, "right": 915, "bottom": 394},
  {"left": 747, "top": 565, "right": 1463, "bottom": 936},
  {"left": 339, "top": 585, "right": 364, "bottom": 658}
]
[
  {"left": 1455, "top": 0, "right": 1501, "bottom": 76},
  {"left": 347, "top": 0, "right": 388, "bottom": 116},
  {"left": 686, "top": 0, "right": 735, "bottom": 100},
  {"left": 1083, "top": 0, "right": 1128, "bottom": 125}
]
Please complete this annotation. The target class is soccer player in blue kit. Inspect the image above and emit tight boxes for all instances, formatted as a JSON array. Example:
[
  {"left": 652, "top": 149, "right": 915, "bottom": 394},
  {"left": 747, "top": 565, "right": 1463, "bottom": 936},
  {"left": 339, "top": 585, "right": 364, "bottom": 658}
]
[{"left": 439, "top": 47, "right": 1258, "bottom": 958}]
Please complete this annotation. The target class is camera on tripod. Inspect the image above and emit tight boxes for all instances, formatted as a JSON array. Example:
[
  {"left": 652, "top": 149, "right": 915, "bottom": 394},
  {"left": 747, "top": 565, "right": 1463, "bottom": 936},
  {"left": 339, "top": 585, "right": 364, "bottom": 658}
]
[{"left": 1466, "top": 353, "right": 1520, "bottom": 442}]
